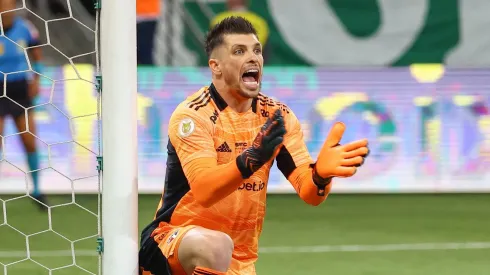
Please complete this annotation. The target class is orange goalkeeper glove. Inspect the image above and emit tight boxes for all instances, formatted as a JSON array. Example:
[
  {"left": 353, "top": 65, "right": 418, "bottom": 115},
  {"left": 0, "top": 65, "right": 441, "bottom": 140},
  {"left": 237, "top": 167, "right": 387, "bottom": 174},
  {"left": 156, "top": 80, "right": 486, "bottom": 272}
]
[{"left": 311, "top": 122, "right": 370, "bottom": 195}]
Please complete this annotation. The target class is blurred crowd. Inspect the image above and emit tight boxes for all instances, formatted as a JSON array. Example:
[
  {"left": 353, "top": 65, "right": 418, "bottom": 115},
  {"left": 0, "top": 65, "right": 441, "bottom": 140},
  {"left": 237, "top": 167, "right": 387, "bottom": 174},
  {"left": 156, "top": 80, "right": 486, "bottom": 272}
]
[
  {"left": 17, "top": 0, "right": 271, "bottom": 67},
  {"left": 133, "top": 0, "right": 269, "bottom": 66}
]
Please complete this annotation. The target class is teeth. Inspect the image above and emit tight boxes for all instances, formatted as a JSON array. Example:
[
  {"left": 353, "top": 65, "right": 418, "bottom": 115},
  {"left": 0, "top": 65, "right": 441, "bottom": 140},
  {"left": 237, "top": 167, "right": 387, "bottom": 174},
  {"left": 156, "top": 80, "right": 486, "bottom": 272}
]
[{"left": 246, "top": 69, "right": 258, "bottom": 73}]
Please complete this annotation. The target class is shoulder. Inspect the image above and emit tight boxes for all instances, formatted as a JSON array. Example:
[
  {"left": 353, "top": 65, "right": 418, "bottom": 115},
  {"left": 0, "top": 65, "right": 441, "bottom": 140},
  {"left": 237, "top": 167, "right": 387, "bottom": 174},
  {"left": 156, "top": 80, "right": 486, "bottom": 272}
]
[
  {"left": 169, "top": 87, "right": 215, "bottom": 130},
  {"left": 256, "top": 93, "right": 292, "bottom": 116},
  {"left": 256, "top": 93, "right": 300, "bottom": 130},
  {"left": 182, "top": 86, "right": 214, "bottom": 112},
  {"left": 176, "top": 86, "right": 216, "bottom": 116},
  {"left": 14, "top": 17, "right": 29, "bottom": 30},
  {"left": 16, "top": 17, "right": 38, "bottom": 37}
]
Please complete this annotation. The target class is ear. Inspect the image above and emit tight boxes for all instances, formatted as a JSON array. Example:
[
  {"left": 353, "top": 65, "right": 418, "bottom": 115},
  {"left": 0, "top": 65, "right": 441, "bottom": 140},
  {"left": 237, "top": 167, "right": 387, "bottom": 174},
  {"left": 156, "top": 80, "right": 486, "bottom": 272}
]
[{"left": 208, "top": 58, "right": 222, "bottom": 76}]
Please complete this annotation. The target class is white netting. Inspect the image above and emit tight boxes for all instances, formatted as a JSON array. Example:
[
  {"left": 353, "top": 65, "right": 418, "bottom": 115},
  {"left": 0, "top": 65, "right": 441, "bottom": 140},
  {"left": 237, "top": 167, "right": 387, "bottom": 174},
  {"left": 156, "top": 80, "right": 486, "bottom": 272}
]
[{"left": 0, "top": 0, "right": 101, "bottom": 274}]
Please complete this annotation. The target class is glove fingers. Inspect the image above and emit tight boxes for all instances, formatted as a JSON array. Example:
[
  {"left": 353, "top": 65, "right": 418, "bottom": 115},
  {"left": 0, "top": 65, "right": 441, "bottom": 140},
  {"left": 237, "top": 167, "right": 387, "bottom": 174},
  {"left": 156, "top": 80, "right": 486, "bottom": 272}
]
[
  {"left": 268, "top": 136, "right": 284, "bottom": 150},
  {"left": 343, "top": 146, "right": 370, "bottom": 159},
  {"left": 267, "top": 123, "right": 286, "bottom": 140},
  {"left": 271, "top": 108, "right": 283, "bottom": 120},
  {"left": 261, "top": 117, "right": 273, "bottom": 132},
  {"left": 323, "top": 122, "right": 346, "bottom": 148},
  {"left": 265, "top": 120, "right": 285, "bottom": 139},
  {"left": 263, "top": 112, "right": 284, "bottom": 135},
  {"left": 341, "top": 156, "right": 365, "bottom": 167},
  {"left": 334, "top": 166, "right": 357, "bottom": 178},
  {"left": 342, "top": 139, "right": 368, "bottom": 152}
]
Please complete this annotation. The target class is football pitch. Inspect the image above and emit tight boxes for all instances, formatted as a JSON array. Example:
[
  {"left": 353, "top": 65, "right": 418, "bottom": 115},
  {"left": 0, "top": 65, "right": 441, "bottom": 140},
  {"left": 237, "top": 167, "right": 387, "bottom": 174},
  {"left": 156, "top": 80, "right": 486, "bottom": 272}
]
[{"left": 0, "top": 193, "right": 489, "bottom": 275}]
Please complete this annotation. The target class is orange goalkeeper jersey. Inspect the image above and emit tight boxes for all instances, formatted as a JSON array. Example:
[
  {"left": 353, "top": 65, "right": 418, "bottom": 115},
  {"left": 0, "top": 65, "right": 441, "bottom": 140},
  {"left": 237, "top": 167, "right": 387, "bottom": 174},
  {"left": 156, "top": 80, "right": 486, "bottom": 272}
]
[{"left": 141, "top": 84, "right": 314, "bottom": 272}]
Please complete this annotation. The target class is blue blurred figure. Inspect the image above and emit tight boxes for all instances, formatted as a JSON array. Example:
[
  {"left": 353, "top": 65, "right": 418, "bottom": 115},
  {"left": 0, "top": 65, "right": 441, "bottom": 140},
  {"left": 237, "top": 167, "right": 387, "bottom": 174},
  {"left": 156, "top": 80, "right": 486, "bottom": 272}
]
[{"left": 0, "top": 0, "right": 46, "bottom": 210}]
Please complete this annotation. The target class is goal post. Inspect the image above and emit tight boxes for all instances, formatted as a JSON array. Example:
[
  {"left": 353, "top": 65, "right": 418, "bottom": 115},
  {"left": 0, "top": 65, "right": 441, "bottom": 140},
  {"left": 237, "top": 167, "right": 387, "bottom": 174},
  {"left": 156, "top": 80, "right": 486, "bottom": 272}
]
[{"left": 99, "top": 0, "right": 139, "bottom": 274}]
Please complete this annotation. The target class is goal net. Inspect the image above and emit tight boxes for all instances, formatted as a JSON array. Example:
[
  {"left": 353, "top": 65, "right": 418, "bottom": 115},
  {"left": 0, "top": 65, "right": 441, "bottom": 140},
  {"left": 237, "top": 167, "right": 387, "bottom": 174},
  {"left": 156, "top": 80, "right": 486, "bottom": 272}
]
[{"left": 0, "top": 0, "right": 138, "bottom": 274}]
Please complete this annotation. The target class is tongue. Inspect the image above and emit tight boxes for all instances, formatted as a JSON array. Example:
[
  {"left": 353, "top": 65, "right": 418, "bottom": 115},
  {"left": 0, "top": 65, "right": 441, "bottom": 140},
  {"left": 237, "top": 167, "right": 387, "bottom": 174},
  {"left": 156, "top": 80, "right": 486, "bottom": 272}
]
[
  {"left": 242, "top": 76, "right": 256, "bottom": 82},
  {"left": 242, "top": 76, "right": 258, "bottom": 90}
]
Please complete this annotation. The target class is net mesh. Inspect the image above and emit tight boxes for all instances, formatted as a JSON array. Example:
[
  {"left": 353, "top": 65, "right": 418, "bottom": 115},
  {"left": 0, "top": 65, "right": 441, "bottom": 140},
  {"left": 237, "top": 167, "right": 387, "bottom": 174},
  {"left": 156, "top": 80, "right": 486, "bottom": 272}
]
[{"left": 0, "top": 0, "right": 101, "bottom": 274}]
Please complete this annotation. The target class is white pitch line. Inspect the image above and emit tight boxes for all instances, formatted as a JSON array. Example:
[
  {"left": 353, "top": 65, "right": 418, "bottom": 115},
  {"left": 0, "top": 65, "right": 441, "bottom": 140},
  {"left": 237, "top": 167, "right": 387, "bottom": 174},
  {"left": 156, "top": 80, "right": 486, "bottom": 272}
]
[
  {"left": 0, "top": 250, "right": 97, "bottom": 258},
  {"left": 0, "top": 242, "right": 489, "bottom": 258},
  {"left": 258, "top": 242, "right": 490, "bottom": 253}
]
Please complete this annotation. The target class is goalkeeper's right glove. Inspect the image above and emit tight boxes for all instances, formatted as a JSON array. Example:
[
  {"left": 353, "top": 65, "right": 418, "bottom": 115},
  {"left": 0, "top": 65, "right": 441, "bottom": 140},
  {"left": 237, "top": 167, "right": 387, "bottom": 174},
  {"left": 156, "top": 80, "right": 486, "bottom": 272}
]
[
  {"left": 236, "top": 109, "right": 286, "bottom": 179},
  {"left": 311, "top": 122, "right": 370, "bottom": 195}
]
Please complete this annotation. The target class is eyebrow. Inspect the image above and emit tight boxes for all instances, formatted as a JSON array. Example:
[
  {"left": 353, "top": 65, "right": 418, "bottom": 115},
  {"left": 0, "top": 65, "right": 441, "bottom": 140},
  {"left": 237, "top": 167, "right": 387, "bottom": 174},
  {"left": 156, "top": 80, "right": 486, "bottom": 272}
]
[{"left": 231, "top": 43, "right": 262, "bottom": 48}]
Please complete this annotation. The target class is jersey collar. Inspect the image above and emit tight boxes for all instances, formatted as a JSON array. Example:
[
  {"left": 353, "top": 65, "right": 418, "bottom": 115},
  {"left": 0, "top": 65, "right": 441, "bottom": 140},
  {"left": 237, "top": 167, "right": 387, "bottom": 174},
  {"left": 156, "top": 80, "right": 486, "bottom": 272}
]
[
  {"left": 209, "top": 83, "right": 259, "bottom": 113},
  {"left": 209, "top": 83, "right": 228, "bottom": 111}
]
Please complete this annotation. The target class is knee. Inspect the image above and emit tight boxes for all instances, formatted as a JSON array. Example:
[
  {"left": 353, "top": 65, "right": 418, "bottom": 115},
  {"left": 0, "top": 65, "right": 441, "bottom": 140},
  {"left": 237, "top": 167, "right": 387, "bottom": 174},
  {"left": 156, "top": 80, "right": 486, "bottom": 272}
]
[
  {"left": 194, "top": 231, "right": 233, "bottom": 268},
  {"left": 179, "top": 228, "right": 234, "bottom": 272}
]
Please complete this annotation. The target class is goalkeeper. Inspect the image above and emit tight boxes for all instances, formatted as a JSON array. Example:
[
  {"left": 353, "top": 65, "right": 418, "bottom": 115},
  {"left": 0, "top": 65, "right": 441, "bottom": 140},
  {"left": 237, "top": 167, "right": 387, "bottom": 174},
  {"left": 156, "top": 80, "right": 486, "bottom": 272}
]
[
  {"left": 139, "top": 16, "right": 369, "bottom": 275},
  {"left": 0, "top": 0, "right": 46, "bottom": 209}
]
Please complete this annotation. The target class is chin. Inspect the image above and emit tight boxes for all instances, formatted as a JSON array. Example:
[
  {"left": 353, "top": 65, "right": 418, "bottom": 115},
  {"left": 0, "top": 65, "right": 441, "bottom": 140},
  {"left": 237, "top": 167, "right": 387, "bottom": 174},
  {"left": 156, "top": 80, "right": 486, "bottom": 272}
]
[{"left": 238, "top": 84, "right": 261, "bottom": 98}]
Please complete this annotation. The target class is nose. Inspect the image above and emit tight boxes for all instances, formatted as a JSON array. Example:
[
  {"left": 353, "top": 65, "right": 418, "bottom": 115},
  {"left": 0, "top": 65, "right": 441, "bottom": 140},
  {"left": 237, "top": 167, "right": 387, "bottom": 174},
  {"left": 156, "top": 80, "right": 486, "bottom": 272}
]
[{"left": 247, "top": 51, "right": 259, "bottom": 64}]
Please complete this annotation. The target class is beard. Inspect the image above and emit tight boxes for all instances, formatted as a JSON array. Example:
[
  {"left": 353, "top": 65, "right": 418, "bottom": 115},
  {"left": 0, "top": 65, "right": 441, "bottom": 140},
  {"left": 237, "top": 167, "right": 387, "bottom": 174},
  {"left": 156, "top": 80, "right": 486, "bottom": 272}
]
[
  {"left": 222, "top": 71, "right": 261, "bottom": 99},
  {"left": 237, "top": 81, "right": 261, "bottom": 98}
]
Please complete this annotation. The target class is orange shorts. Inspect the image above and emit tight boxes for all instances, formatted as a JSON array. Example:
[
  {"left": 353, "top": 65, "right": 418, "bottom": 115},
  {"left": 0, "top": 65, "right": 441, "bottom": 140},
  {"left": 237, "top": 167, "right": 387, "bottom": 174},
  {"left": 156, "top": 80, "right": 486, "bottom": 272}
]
[
  {"left": 140, "top": 225, "right": 256, "bottom": 275},
  {"left": 140, "top": 224, "right": 196, "bottom": 275}
]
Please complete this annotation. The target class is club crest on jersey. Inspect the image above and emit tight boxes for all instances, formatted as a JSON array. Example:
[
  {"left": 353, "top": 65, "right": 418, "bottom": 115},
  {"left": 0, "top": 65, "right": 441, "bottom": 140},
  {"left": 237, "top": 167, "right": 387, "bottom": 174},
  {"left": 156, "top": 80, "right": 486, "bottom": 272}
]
[{"left": 178, "top": 118, "right": 195, "bottom": 137}]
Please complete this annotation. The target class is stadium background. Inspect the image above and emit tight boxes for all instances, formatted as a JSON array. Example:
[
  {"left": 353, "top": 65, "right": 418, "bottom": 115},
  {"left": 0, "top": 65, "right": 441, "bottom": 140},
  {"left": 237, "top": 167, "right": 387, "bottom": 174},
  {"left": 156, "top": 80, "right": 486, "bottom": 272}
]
[{"left": 1, "top": 0, "right": 490, "bottom": 274}]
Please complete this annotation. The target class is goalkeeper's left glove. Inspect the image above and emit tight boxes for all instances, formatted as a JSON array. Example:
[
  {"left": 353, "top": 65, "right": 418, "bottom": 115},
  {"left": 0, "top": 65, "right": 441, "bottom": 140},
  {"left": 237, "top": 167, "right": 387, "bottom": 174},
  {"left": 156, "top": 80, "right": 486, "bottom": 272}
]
[
  {"left": 311, "top": 122, "right": 369, "bottom": 195},
  {"left": 236, "top": 109, "right": 286, "bottom": 179}
]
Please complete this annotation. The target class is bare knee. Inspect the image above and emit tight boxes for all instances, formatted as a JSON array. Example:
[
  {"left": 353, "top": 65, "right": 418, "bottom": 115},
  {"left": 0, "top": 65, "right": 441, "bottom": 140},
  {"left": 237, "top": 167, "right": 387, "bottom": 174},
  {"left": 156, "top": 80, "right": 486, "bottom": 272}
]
[{"left": 178, "top": 227, "right": 234, "bottom": 274}]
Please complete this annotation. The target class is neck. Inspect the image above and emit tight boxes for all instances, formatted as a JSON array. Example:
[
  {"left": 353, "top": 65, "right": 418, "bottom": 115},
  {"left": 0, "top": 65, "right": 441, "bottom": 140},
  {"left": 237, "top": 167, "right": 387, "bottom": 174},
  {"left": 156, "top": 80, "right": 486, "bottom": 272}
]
[{"left": 213, "top": 81, "right": 253, "bottom": 113}]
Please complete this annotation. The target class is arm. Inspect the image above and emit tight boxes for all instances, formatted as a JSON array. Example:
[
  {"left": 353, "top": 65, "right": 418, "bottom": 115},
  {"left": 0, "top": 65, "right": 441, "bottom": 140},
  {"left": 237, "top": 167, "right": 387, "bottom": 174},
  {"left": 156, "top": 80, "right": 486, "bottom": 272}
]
[
  {"left": 30, "top": 47, "right": 42, "bottom": 74},
  {"left": 182, "top": 157, "right": 243, "bottom": 207},
  {"left": 26, "top": 20, "right": 42, "bottom": 98},
  {"left": 26, "top": 19, "right": 42, "bottom": 71},
  {"left": 277, "top": 110, "right": 370, "bottom": 206},
  {"left": 275, "top": 110, "right": 330, "bottom": 206},
  {"left": 279, "top": 161, "right": 332, "bottom": 206},
  {"left": 168, "top": 108, "right": 242, "bottom": 208},
  {"left": 169, "top": 107, "right": 285, "bottom": 208},
  {"left": 29, "top": 47, "right": 42, "bottom": 90}
]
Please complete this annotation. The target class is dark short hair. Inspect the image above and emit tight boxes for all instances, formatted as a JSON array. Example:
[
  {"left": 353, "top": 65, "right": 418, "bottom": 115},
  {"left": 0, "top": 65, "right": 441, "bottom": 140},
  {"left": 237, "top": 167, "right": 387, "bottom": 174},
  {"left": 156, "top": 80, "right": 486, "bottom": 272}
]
[{"left": 205, "top": 16, "right": 257, "bottom": 57}]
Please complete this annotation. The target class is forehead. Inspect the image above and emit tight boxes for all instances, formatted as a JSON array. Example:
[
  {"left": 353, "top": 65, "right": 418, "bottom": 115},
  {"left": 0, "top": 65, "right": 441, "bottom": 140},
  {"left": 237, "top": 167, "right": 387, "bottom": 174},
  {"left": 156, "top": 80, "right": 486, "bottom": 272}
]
[{"left": 222, "top": 33, "right": 260, "bottom": 47}]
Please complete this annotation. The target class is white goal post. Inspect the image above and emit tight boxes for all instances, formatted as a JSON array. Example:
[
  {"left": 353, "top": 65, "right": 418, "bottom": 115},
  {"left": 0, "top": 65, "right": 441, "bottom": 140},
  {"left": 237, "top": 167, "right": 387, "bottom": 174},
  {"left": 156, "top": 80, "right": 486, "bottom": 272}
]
[{"left": 100, "top": 0, "right": 139, "bottom": 274}]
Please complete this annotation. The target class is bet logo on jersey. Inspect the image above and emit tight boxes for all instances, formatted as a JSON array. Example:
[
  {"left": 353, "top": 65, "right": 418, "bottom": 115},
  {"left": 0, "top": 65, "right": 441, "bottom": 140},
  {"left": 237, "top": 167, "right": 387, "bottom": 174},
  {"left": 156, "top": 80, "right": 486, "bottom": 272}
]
[
  {"left": 238, "top": 181, "right": 265, "bottom": 192},
  {"left": 178, "top": 118, "right": 195, "bottom": 137}
]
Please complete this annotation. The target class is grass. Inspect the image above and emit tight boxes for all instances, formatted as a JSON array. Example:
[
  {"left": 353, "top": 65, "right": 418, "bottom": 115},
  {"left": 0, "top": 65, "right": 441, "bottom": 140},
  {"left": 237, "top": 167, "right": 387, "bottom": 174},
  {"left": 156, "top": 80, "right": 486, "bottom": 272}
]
[{"left": 0, "top": 193, "right": 489, "bottom": 274}]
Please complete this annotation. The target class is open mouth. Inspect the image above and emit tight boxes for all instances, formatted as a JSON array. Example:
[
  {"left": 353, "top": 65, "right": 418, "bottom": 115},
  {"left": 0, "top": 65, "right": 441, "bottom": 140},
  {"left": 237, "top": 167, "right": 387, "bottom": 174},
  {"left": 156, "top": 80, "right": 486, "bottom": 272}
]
[{"left": 241, "top": 69, "right": 260, "bottom": 90}]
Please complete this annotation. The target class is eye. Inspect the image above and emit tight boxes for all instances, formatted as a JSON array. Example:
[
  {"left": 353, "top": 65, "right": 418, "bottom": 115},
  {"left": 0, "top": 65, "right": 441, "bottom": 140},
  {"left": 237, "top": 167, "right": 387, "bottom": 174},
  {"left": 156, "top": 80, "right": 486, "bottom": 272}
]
[
  {"left": 254, "top": 48, "right": 262, "bottom": 54},
  {"left": 234, "top": 49, "right": 244, "bottom": 55}
]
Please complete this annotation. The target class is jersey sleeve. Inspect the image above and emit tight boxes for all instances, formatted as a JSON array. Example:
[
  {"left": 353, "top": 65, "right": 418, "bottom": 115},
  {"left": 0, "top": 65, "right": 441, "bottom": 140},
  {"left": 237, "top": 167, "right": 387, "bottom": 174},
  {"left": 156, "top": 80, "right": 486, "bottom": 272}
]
[
  {"left": 166, "top": 103, "right": 244, "bottom": 208},
  {"left": 167, "top": 105, "right": 217, "bottom": 169},
  {"left": 24, "top": 20, "right": 40, "bottom": 47},
  {"left": 276, "top": 107, "right": 314, "bottom": 192}
]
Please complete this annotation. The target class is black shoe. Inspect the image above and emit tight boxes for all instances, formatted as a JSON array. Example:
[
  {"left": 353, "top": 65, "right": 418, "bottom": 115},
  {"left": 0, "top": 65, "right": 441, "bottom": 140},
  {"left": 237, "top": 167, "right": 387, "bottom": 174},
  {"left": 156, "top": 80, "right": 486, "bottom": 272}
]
[{"left": 31, "top": 193, "right": 49, "bottom": 211}]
